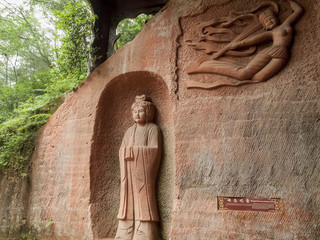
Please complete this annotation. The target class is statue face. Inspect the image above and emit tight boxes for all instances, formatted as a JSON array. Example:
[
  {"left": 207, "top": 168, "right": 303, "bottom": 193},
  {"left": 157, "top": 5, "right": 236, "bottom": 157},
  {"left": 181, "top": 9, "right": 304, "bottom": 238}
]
[
  {"left": 263, "top": 15, "right": 277, "bottom": 30},
  {"left": 132, "top": 106, "right": 147, "bottom": 126}
]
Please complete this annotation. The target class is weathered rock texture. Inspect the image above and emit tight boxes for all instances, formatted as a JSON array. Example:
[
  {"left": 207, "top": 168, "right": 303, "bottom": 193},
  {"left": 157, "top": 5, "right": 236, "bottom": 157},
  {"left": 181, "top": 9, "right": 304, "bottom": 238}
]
[
  {"left": 0, "top": 170, "right": 29, "bottom": 238},
  {"left": 1, "top": 0, "right": 319, "bottom": 239}
]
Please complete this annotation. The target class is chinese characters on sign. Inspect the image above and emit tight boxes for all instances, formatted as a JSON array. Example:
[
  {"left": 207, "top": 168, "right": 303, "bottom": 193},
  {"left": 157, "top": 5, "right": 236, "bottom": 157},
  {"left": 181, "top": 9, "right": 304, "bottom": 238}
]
[{"left": 218, "top": 196, "right": 280, "bottom": 212}]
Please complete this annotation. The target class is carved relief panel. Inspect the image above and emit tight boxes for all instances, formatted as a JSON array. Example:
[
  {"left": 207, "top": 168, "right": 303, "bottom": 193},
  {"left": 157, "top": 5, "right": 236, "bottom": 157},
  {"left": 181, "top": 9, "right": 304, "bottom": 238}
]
[{"left": 179, "top": 1, "right": 303, "bottom": 89}]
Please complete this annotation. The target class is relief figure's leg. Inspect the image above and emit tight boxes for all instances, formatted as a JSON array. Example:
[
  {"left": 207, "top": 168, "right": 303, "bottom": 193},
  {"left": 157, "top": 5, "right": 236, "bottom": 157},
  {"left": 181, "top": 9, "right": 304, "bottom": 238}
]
[
  {"left": 252, "top": 58, "right": 288, "bottom": 82},
  {"left": 192, "top": 53, "right": 272, "bottom": 80}
]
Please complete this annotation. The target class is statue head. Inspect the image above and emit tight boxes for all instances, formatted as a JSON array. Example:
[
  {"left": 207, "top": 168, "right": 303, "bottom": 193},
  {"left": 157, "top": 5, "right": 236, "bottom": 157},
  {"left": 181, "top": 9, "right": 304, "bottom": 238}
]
[
  {"left": 131, "top": 95, "right": 155, "bottom": 124},
  {"left": 259, "top": 8, "right": 278, "bottom": 30}
]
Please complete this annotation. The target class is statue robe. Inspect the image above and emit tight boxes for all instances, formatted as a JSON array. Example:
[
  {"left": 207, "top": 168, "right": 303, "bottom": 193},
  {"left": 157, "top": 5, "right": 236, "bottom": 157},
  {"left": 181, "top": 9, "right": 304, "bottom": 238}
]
[{"left": 117, "top": 122, "right": 161, "bottom": 222}]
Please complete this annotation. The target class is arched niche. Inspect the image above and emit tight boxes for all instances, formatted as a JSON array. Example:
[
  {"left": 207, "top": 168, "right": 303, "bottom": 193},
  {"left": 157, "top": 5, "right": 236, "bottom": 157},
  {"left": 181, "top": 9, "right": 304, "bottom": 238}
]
[{"left": 90, "top": 71, "right": 174, "bottom": 239}]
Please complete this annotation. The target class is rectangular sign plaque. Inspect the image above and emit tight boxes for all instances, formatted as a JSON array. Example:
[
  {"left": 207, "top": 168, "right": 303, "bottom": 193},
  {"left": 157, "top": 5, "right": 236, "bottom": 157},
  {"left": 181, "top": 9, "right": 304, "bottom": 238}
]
[{"left": 218, "top": 196, "right": 280, "bottom": 212}]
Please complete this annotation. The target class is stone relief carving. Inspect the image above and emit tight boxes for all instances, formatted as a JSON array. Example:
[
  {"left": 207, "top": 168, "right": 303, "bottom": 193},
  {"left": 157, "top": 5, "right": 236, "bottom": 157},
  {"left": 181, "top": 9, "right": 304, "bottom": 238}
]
[
  {"left": 185, "top": 0, "right": 303, "bottom": 89},
  {"left": 115, "top": 95, "right": 161, "bottom": 240}
]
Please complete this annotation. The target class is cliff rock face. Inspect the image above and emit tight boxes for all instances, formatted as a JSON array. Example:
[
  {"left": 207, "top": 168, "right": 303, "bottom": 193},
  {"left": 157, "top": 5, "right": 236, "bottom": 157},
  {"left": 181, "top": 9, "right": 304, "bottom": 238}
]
[
  {"left": 0, "top": 170, "right": 29, "bottom": 238},
  {"left": 1, "top": 0, "right": 319, "bottom": 239}
]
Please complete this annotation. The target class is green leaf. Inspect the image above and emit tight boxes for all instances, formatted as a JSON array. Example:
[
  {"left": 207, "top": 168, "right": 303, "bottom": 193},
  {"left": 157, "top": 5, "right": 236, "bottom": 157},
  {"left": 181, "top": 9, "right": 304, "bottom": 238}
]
[{"left": 45, "top": 219, "right": 54, "bottom": 228}]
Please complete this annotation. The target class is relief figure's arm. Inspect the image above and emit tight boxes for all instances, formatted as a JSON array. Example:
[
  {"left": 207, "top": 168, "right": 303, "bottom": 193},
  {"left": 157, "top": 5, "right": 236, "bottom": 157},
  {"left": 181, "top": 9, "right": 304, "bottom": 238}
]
[
  {"left": 232, "top": 31, "right": 273, "bottom": 49},
  {"left": 282, "top": 1, "right": 304, "bottom": 26}
]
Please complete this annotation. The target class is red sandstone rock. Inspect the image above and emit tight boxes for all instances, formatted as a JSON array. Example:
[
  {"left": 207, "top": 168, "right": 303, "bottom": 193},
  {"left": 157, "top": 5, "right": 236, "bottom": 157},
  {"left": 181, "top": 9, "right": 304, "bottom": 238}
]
[{"left": 4, "top": 0, "right": 318, "bottom": 239}]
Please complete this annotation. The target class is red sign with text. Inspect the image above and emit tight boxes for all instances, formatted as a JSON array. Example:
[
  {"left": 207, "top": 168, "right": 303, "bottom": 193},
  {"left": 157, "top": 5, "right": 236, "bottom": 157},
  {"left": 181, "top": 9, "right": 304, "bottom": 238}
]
[{"left": 218, "top": 196, "right": 280, "bottom": 212}]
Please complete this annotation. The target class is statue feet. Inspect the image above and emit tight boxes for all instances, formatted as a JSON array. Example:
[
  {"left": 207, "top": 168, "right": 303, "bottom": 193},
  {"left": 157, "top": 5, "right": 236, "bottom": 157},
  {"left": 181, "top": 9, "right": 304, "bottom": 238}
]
[{"left": 115, "top": 220, "right": 159, "bottom": 240}]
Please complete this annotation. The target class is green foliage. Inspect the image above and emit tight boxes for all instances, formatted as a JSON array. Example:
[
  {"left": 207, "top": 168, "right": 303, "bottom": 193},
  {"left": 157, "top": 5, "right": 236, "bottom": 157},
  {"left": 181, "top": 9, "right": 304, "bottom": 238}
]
[
  {"left": 20, "top": 231, "right": 39, "bottom": 240},
  {"left": 19, "top": 219, "right": 54, "bottom": 239},
  {"left": 0, "top": 100, "right": 52, "bottom": 173},
  {"left": 115, "top": 13, "right": 153, "bottom": 50},
  {"left": 20, "top": 226, "right": 41, "bottom": 240},
  {"left": 0, "top": 0, "right": 96, "bottom": 175},
  {"left": 54, "top": 0, "right": 96, "bottom": 82},
  {"left": 30, "top": 0, "right": 68, "bottom": 13},
  {"left": 0, "top": 1, "right": 53, "bottom": 86}
]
